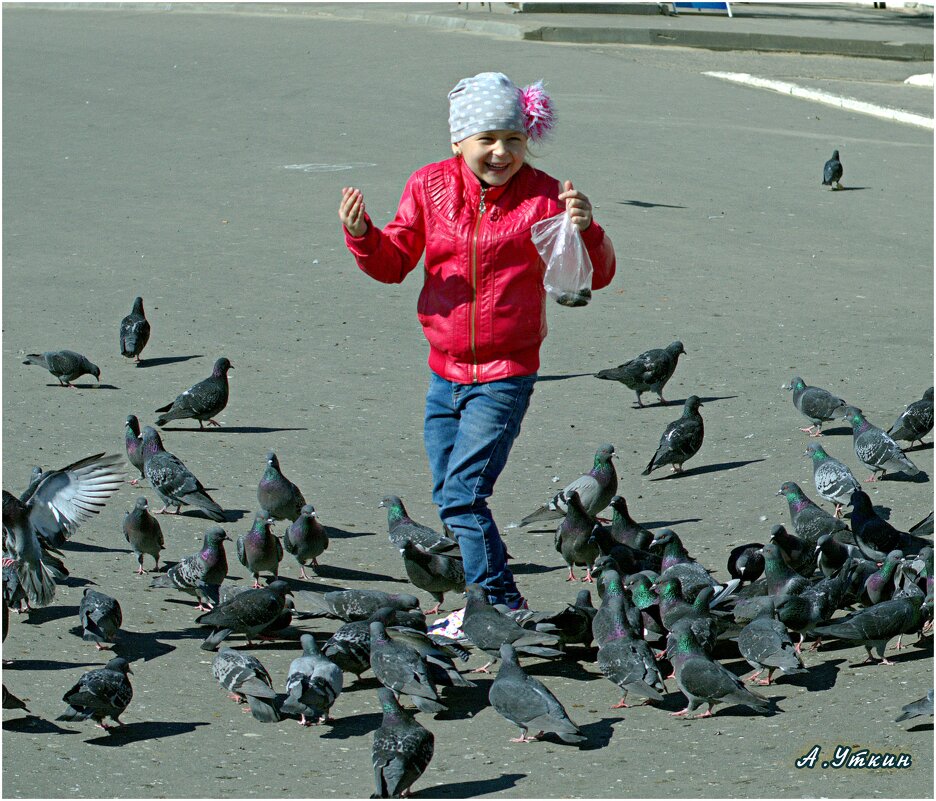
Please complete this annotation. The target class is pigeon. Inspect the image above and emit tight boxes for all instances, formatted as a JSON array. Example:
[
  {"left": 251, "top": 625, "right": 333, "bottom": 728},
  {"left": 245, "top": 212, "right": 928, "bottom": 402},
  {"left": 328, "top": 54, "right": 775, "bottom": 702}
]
[
  {"left": 211, "top": 648, "right": 280, "bottom": 722},
  {"left": 22, "top": 350, "right": 101, "bottom": 387},
  {"left": 654, "top": 579, "right": 720, "bottom": 654},
  {"left": 371, "top": 686, "right": 435, "bottom": 799},
  {"left": 257, "top": 451, "right": 306, "bottom": 522},
  {"left": 141, "top": 426, "right": 225, "bottom": 521},
  {"left": 841, "top": 406, "right": 919, "bottom": 481},
  {"left": 554, "top": 491, "right": 600, "bottom": 583},
  {"left": 154, "top": 356, "right": 233, "bottom": 428},
  {"left": 774, "top": 562, "right": 860, "bottom": 652},
  {"left": 378, "top": 617, "right": 475, "bottom": 691},
  {"left": 650, "top": 529, "right": 720, "bottom": 601},
  {"left": 400, "top": 539, "right": 465, "bottom": 615},
  {"left": 727, "top": 543, "right": 765, "bottom": 585},
  {"left": 283, "top": 504, "right": 329, "bottom": 580},
  {"left": 623, "top": 573, "right": 667, "bottom": 644},
  {"left": 489, "top": 643, "right": 584, "bottom": 744},
  {"left": 608, "top": 495, "right": 655, "bottom": 551},
  {"left": 762, "top": 542, "right": 810, "bottom": 599},
  {"left": 769, "top": 525, "right": 816, "bottom": 578},
  {"left": 3, "top": 685, "right": 29, "bottom": 712},
  {"left": 594, "top": 341, "right": 686, "bottom": 407},
  {"left": 788, "top": 376, "right": 848, "bottom": 437},
  {"left": 58, "top": 657, "right": 133, "bottom": 730},
  {"left": 124, "top": 415, "right": 146, "bottom": 486},
  {"left": 195, "top": 579, "right": 292, "bottom": 651},
  {"left": 848, "top": 490, "right": 929, "bottom": 560},
  {"left": 379, "top": 496, "right": 459, "bottom": 553},
  {"left": 815, "top": 533, "right": 868, "bottom": 579},
  {"left": 370, "top": 620, "right": 446, "bottom": 714},
  {"left": 119, "top": 296, "right": 151, "bottom": 364},
  {"left": 805, "top": 442, "right": 860, "bottom": 517},
  {"left": 78, "top": 589, "right": 122, "bottom": 650},
  {"left": 592, "top": 569, "right": 639, "bottom": 645},
  {"left": 864, "top": 551, "right": 904, "bottom": 605},
  {"left": 822, "top": 149, "right": 844, "bottom": 189},
  {"left": 297, "top": 589, "right": 422, "bottom": 622},
  {"left": 642, "top": 396, "right": 704, "bottom": 475},
  {"left": 896, "top": 688, "right": 934, "bottom": 722},
  {"left": 735, "top": 598, "right": 805, "bottom": 685},
  {"left": 909, "top": 511, "right": 934, "bottom": 537},
  {"left": 589, "top": 523, "right": 658, "bottom": 577},
  {"left": 149, "top": 526, "right": 229, "bottom": 609},
  {"left": 596, "top": 596, "right": 666, "bottom": 708},
  {"left": 887, "top": 387, "right": 934, "bottom": 448},
  {"left": 777, "top": 481, "right": 850, "bottom": 545},
  {"left": 517, "top": 589, "right": 597, "bottom": 649},
  {"left": 281, "top": 634, "right": 343, "bottom": 725},
  {"left": 237, "top": 510, "right": 283, "bottom": 588},
  {"left": 122, "top": 497, "right": 164, "bottom": 574}
]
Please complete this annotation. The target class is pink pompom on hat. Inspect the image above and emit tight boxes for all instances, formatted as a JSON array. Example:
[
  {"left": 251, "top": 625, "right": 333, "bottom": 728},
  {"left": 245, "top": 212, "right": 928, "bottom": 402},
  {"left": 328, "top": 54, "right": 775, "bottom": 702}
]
[{"left": 448, "top": 72, "right": 555, "bottom": 144}]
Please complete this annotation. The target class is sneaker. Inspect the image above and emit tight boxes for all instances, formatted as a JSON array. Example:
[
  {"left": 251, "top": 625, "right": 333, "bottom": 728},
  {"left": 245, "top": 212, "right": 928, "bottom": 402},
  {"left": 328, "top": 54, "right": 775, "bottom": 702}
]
[{"left": 505, "top": 596, "right": 529, "bottom": 611}]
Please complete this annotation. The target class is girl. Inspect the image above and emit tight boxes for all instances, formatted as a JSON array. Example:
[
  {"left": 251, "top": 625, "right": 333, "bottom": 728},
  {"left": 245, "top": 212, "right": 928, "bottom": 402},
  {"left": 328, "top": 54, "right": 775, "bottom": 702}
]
[{"left": 339, "top": 71, "right": 616, "bottom": 609}]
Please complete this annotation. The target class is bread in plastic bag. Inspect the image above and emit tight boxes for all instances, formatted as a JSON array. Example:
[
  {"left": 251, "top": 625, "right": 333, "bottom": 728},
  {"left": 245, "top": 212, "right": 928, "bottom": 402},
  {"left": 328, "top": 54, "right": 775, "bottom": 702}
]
[{"left": 530, "top": 211, "right": 593, "bottom": 307}]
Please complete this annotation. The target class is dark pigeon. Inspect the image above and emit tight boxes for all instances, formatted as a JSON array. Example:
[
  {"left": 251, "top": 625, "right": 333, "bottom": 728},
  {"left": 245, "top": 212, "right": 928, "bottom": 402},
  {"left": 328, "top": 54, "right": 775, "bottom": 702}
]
[
  {"left": 211, "top": 648, "right": 280, "bottom": 722},
  {"left": 281, "top": 634, "right": 343, "bottom": 726},
  {"left": 816, "top": 533, "right": 869, "bottom": 579},
  {"left": 154, "top": 356, "right": 232, "bottom": 428},
  {"left": 284, "top": 504, "right": 328, "bottom": 580},
  {"left": 642, "top": 396, "right": 704, "bottom": 476},
  {"left": 762, "top": 542, "right": 810, "bottom": 599},
  {"left": 296, "top": 588, "right": 421, "bottom": 622},
  {"left": 735, "top": 598, "right": 805, "bottom": 685},
  {"left": 149, "top": 526, "right": 229, "bottom": 609},
  {"left": 841, "top": 406, "right": 919, "bottom": 481},
  {"left": 554, "top": 491, "right": 599, "bottom": 583},
  {"left": 23, "top": 349, "right": 101, "bottom": 387},
  {"left": 822, "top": 149, "right": 844, "bottom": 189},
  {"left": 400, "top": 539, "right": 465, "bottom": 615},
  {"left": 590, "top": 523, "right": 660, "bottom": 577},
  {"left": 788, "top": 376, "right": 848, "bottom": 437},
  {"left": 728, "top": 543, "right": 765, "bottom": 585},
  {"left": 594, "top": 341, "right": 686, "bottom": 407},
  {"left": 237, "top": 510, "right": 283, "bottom": 588},
  {"left": 195, "top": 579, "right": 292, "bottom": 651},
  {"left": 848, "top": 490, "right": 929, "bottom": 560},
  {"left": 623, "top": 573, "right": 666, "bottom": 645},
  {"left": 78, "top": 589, "right": 122, "bottom": 650},
  {"left": 896, "top": 688, "right": 934, "bottom": 722},
  {"left": 257, "top": 451, "right": 306, "bottom": 522},
  {"left": 124, "top": 415, "right": 146, "bottom": 486},
  {"left": 516, "top": 589, "right": 597, "bottom": 649},
  {"left": 58, "top": 657, "right": 133, "bottom": 730},
  {"left": 122, "top": 496, "right": 164, "bottom": 574},
  {"left": 592, "top": 569, "right": 639, "bottom": 646},
  {"left": 596, "top": 596, "right": 665, "bottom": 708},
  {"left": 774, "top": 562, "right": 860, "bottom": 652},
  {"left": 379, "top": 495, "right": 459, "bottom": 554},
  {"left": 650, "top": 529, "right": 720, "bottom": 601},
  {"left": 769, "top": 525, "right": 816, "bottom": 578},
  {"left": 3, "top": 684, "right": 29, "bottom": 712},
  {"left": 608, "top": 495, "right": 655, "bottom": 551},
  {"left": 864, "top": 551, "right": 904, "bottom": 605},
  {"left": 805, "top": 442, "right": 860, "bottom": 517},
  {"left": 141, "top": 426, "right": 225, "bottom": 521},
  {"left": 369, "top": 620, "right": 445, "bottom": 714},
  {"left": 909, "top": 511, "right": 934, "bottom": 537},
  {"left": 887, "top": 387, "right": 934, "bottom": 448},
  {"left": 119, "top": 296, "right": 151, "bottom": 364},
  {"left": 777, "top": 481, "right": 850, "bottom": 546},
  {"left": 371, "top": 687, "right": 435, "bottom": 799}
]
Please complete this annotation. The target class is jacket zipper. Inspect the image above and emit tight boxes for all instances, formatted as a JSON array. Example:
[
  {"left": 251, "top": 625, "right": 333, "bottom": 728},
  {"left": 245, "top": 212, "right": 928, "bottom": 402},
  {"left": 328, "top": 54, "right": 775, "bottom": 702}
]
[{"left": 470, "top": 187, "right": 486, "bottom": 383}]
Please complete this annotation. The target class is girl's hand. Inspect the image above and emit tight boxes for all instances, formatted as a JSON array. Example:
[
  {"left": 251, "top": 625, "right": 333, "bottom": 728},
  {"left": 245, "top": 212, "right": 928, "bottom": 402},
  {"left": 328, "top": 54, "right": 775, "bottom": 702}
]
[
  {"left": 339, "top": 186, "right": 368, "bottom": 237},
  {"left": 559, "top": 179, "right": 592, "bottom": 231}
]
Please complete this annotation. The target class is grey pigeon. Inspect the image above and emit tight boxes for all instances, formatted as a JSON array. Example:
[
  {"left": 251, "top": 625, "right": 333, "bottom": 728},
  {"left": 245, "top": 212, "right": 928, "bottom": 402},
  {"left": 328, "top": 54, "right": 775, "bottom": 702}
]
[
  {"left": 608, "top": 495, "right": 655, "bottom": 551},
  {"left": 379, "top": 496, "right": 459, "bottom": 553},
  {"left": 896, "top": 688, "right": 934, "bottom": 722},
  {"left": 777, "top": 481, "right": 850, "bottom": 545},
  {"left": 642, "top": 396, "right": 704, "bottom": 475},
  {"left": 124, "top": 415, "right": 146, "bottom": 485},
  {"left": 650, "top": 529, "right": 721, "bottom": 601},
  {"left": 23, "top": 349, "right": 101, "bottom": 387},
  {"left": 488, "top": 643, "right": 585, "bottom": 744},
  {"left": 237, "top": 510, "right": 283, "bottom": 588},
  {"left": 257, "top": 451, "right": 306, "bottom": 522},
  {"left": 284, "top": 504, "right": 329, "bottom": 580},
  {"left": 788, "top": 376, "right": 848, "bottom": 437},
  {"left": 296, "top": 588, "right": 421, "bottom": 622},
  {"left": 371, "top": 687, "right": 435, "bottom": 799},
  {"left": 195, "top": 579, "right": 292, "bottom": 651},
  {"left": 805, "top": 442, "right": 860, "bottom": 517},
  {"left": 774, "top": 563, "right": 859, "bottom": 652},
  {"left": 842, "top": 406, "right": 919, "bottom": 481},
  {"left": 119, "top": 296, "right": 151, "bottom": 364},
  {"left": 78, "top": 588, "right": 122, "bottom": 650},
  {"left": 281, "top": 634, "right": 343, "bottom": 725},
  {"left": 517, "top": 589, "right": 597, "bottom": 649},
  {"left": 761, "top": 542, "right": 810, "bottom": 599},
  {"left": 154, "top": 356, "right": 232, "bottom": 428},
  {"left": 122, "top": 496, "right": 164, "bottom": 574},
  {"left": 370, "top": 621, "right": 445, "bottom": 714},
  {"left": 887, "top": 387, "right": 934, "bottom": 448},
  {"left": 400, "top": 539, "right": 465, "bottom": 615},
  {"left": 554, "top": 491, "right": 599, "bottom": 583},
  {"left": 769, "top": 524, "right": 816, "bottom": 578},
  {"left": 736, "top": 598, "right": 805, "bottom": 685},
  {"left": 211, "top": 648, "right": 280, "bottom": 722},
  {"left": 594, "top": 341, "right": 686, "bottom": 407},
  {"left": 149, "top": 526, "right": 229, "bottom": 609},
  {"left": 515, "top": 444, "right": 617, "bottom": 527},
  {"left": 592, "top": 568, "right": 639, "bottom": 645},
  {"left": 141, "top": 426, "right": 225, "bottom": 521},
  {"left": 864, "top": 551, "right": 904, "bottom": 605},
  {"left": 822, "top": 149, "right": 844, "bottom": 189},
  {"left": 3, "top": 684, "right": 29, "bottom": 712},
  {"left": 58, "top": 657, "right": 133, "bottom": 730},
  {"left": 380, "top": 620, "right": 475, "bottom": 691},
  {"left": 596, "top": 596, "right": 665, "bottom": 708}
]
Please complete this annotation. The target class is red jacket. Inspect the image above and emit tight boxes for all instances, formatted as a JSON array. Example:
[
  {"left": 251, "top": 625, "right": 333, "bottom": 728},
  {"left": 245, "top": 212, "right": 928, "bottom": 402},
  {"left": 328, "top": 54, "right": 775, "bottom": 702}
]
[{"left": 344, "top": 156, "right": 616, "bottom": 384}]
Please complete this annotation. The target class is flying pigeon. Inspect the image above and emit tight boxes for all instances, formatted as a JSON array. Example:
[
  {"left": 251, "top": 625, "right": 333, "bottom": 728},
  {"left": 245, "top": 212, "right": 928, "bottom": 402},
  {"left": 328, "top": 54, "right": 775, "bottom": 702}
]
[
  {"left": 776, "top": 481, "right": 850, "bottom": 545},
  {"left": 841, "top": 406, "right": 919, "bottom": 481},
  {"left": 554, "top": 491, "right": 599, "bottom": 583},
  {"left": 896, "top": 688, "right": 934, "bottom": 722},
  {"left": 124, "top": 415, "right": 146, "bottom": 486},
  {"left": 122, "top": 496, "right": 164, "bottom": 574},
  {"left": 735, "top": 598, "right": 805, "bottom": 685},
  {"left": 119, "top": 296, "right": 151, "bottom": 364},
  {"left": 78, "top": 589, "right": 122, "bottom": 650},
  {"left": 257, "top": 451, "right": 306, "bottom": 522},
  {"left": 379, "top": 496, "right": 459, "bottom": 553},
  {"left": 370, "top": 620, "right": 446, "bottom": 714},
  {"left": 822, "top": 149, "right": 844, "bottom": 189},
  {"left": 211, "top": 648, "right": 280, "bottom": 722},
  {"left": 22, "top": 350, "right": 101, "bottom": 387},
  {"left": 400, "top": 539, "right": 465, "bottom": 615},
  {"left": 642, "top": 396, "right": 704, "bottom": 475},
  {"left": 58, "top": 657, "right": 133, "bottom": 730},
  {"left": 237, "top": 510, "right": 283, "bottom": 588},
  {"left": 594, "top": 341, "right": 686, "bottom": 407},
  {"left": 596, "top": 596, "right": 666, "bottom": 708},
  {"left": 149, "top": 526, "right": 229, "bottom": 609},
  {"left": 195, "top": 579, "right": 292, "bottom": 651},
  {"left": 141, "top": 426, "right": 225, "bottom": 521},
  {"left": 281, "top": 634, "right": 343, "bottom": 726},
  {"left": 371, "top": 686, "right": 435, "bottom": 799},
  {"left": 788, "top": 377, "right": 848, "bottom": 437},
  {"left": 887, "top": 387, "right": 934, "bottom": 448},
  {"left": 283, "top": 504, "right": 328, "bottom": 580},
  {"left": 805, "top": 442, "right": 860, "bottom": 517},
  {"left": 154, "top": 356, "right": 233, "bottom": 428}
]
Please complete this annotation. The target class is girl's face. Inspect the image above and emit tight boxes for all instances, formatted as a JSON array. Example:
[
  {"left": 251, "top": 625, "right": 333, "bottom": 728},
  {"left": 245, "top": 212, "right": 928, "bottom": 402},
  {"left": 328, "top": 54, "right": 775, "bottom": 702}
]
[{"left": 453, "top": 129, "right": 528, "bottom": 187}]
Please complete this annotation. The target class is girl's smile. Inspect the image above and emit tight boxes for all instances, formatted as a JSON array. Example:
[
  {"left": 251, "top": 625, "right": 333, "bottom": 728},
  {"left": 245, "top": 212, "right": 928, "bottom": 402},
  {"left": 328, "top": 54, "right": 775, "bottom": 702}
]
[{"left": 453, "top": 130, "right": 528, "bottom": 187}]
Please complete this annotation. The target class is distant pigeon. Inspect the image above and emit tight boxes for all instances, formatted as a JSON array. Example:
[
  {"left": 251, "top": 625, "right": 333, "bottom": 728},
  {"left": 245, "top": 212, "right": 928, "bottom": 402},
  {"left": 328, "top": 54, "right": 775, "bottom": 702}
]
[
  {"left": 788, "top": 377, "right": 848, "bottom": 437},
  {"left": 515, "top": 444, "right": 617, "bottom": 527},
  {"left": 642, "top": 396, "right": 704, "bottom": 476},
  {"left": 554, "top": 491, "right": 599, "bottom": 583},
  {"left": 594, "top": 341, "right": 686, "bottom": 407},
  {"left": 58, "top": 657, "right": 133, "bottom": 730},
  {"left": 119, "top": 296, "right": 151, "bottom": 364},
  {"left": 78, "top": 589, "right": 122, "bottom": 650},
  {"left": 122, "top": 497, "right": 164, "bottom": 574},
  {"left": 23, "top": 350, "right": 101, "bottom": 387},
  {"left": 124, "top": 415, "right": 146, "bottom": 486},
  {"left": 887, "top": 387, "right": 934, "bottom": 448},
  {"left": 805, "top": 442, "right": 860, "bottom": 517},
  {"left": 237, "top": 510, "right": 283, "bottom": 588},
  {"left": 596, "top": 596, "right": 665, "bottom": 708},
  {"left": 400, "top": 539, "right": 465, "bottom": 615},
  {"left": 776, "top": 481, "right": 849, "bottom": 545},
  {"left": 195, "top": 579, "right": 292, "bottom": 651},
  {"left": 896, "top": 688, "right": 934, "bottom": 722},
  {"left": 296, "top": 588, "right": 421, "bottom": 622},
  {"left": 369, "top": 620, "right": 445, "bottom": 714},
  {"left": 149, "top": 526, "right": 229, "bottom": 609},
  {"left": 736, "top": 599, "right": 805, "bottom": 685},
  {"left": 822, "top": 149, "right": 844, "bottom": 189},
  {"left": 257, "top": 451, "right": 306, "bottom": 522},
  {"left": 841, "top": 406, "right": 919, "bottom": 481},
  {"left": 211, "top": 648, "right": 280, "bottom": 722},
  {"left": 154, "top": 356, "right": 232, "bottom": 428},
  {"left": 284, "top": 504, "right": 328, "bottom": 580},
  {"left": 141, "top": 426, "right": 225, "bottom": 521},
  {"left": 379, "top": 496, "right": 459, "bottom": 553},
  {"left": 280, "top": 634, "right": 343, "bottom": 726},
  {"left": 372, "top": 686, "right": 435, "bottom": 799}
]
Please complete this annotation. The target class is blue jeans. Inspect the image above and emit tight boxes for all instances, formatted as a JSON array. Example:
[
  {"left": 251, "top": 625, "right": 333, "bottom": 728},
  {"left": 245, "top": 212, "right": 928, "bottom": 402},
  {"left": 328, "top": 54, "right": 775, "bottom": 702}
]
[{"left": 424, "top": 371, "right": 536, "bottom": 607}]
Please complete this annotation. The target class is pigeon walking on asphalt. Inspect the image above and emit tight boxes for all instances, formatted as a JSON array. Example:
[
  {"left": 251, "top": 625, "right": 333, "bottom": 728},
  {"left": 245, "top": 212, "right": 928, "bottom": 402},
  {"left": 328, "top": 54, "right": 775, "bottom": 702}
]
[
  {"left": 122, "top": 497, "right": 164, "bottom": 574},
  {"left": 211, "top": 648, "right": 280, "bottom": 722},
  {"left": 78, "top": 589, "right": 122, "bottom": 650},
  {"left": 154, "top": 356, "right": 233, "bottom": 428},
  {"left": 22, "top": 350, "right": 101, "bottom": 388},
  {"left": 400, "top": 539, "right": 465, "bottom": 615},
  {"left": 58, "top": 657, "right": 133, "bottom": 730},
  {"left": 237, "top": 510, "right": 283, "bottom": 588},
  {"left": 119, "top": 296, "right": 151, "bottom": 364},
  {"left": 195, "top": 579, "right": 292, "bottom": 651},
  {"left": 257, "top": 451, "right": 306, "bottom": 522},
  {"left": 777, "top": 481, "right": 850, "bottom": 545},
  {"left": 774, "top": 563, "right": 859, "bottom": 652},
  {"left": 822, "top": 149, "right": 844, "bottom": 189},
  {"left": 596, "top": 596, "right": 666, "bottom": 708},
  {"left": 284, "top": 504, "right": 329, "bottom": 580},
  {"left": 371, "top": 686, "right": 435, "bottom": 799},
  {"left": 379, "top": 496, "right": 459, "bottom": 553},
  {"left": 642, "top": 396, "right": 704, "bottom": 476},
  {"left": 281, "top": 634, "right": 343, "bottom": 726},
  {"left": 141, "top": 426, "right": 225, "bottom": 521},
  {"left": 805, "top": 442, "right": 860, "bottom": 517},
  {"left": 150, "top": 526, "right": 229, "bottom": 609},
  {"left": 841, "top": 406, "right": 919, "bottom": 481},
  {"left": 489, "top": 643, "right": 585, "bottom": 744},
  {"left": 887, "top": 387, "right": 934, "bottom": 449},
  {"left": 370, "top": 621, "right": 446, "bottom": 714},
  {"left": 788, "top": 377, "right": 848, "bottom": 437},
  {"left": 124, "top": 415, "right": 146, "bottom": 486},
  {"left": 594, "top": 341, "right": 686, "bottom": 407},
  {"left": 896, "top": 688, "right": 934, "bottom": 722},
  {"left": 554, "top": 491, "right": 599, "bottom": 583},
  {"left": 297, "top": 588, "right": 422, "bottom": 622},
  {"left": 735, "top": 598, "right": 805, "bottom": 685}
]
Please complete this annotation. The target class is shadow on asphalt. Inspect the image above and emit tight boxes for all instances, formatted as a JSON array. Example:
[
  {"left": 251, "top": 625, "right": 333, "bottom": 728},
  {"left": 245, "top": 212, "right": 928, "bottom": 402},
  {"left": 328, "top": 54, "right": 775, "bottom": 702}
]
[
  {"left": 424, "top": 772, "right": 526, "bottom": 797},
  {"left": 158, "top": 426, "right": 309, "bottom": 434},
  {"left": 3, "top": 716, "right": 79, "bottom": 735},
  {"left": 4, "top": 658, "right": 99, "bottom": 671},
  {"left": 322, "top": 525, "right": 376, "bottom": 540},
  {"left": 22, "top": 605, "right": 79, "bottom": 625},
  {"left": 616, "top": 199, "right": 687, "bottom": 209},
  {"left": 309, "top": 564, "right": 408, "bottom": 584},
  {"left": 84, "top": 720, "right": 210, "bottom": 745},
  {"left": 647, "top": 459, "right": 766, "bottom": 480},
  {"left": 60, "top": 541, "right": 130, "bottom": 555},
  {"left": 134, "top": 354, "right": 203, "bottom": 368},
  {"left": 319, "top": 710, "right": 382, "bottom": 739},
  {"left": 578, "top": 716, "right": 622, "bottom": 749},
  {"left": 535, "top": 373, "right": 592, "bottom": 382},
  {"left": 510, "top": 562, "right": 565, "bottom": 576}
]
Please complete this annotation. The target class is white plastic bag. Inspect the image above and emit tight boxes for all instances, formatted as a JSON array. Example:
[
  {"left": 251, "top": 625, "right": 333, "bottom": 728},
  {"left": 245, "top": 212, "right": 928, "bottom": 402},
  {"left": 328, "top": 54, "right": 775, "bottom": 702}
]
[{"left": 530, "top": 211, "right": 593, "bottom": 307}]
